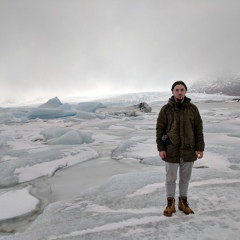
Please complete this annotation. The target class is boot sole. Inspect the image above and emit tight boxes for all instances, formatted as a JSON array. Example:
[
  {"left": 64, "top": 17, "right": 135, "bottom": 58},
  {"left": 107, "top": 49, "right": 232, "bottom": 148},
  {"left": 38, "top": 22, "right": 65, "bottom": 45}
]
[
  {"left": 178, "top": 207, "right": 194, "bottom": 215},
  {"left": 163, "top": 210, "right": 176, "bottom": 217}
]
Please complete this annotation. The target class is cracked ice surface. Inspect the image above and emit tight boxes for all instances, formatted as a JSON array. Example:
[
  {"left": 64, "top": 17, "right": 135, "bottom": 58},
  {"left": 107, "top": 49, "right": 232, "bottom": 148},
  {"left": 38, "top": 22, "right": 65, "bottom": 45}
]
[{"left": 0, "top": 94, "right": 240, "bottom": 239}]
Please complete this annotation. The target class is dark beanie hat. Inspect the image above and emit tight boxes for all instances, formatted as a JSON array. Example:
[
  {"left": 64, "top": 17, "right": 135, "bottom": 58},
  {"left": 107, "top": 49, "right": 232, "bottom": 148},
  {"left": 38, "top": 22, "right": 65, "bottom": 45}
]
[{"left": 171, "top": 81, "right": 187, "bottom": 91}]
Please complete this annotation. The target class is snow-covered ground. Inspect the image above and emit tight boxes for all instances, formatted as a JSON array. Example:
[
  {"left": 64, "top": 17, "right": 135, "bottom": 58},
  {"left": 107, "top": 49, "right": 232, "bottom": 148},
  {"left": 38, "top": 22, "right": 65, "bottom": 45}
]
[{"left": 0, "top": 92, "right": 240, "bottom": 239}]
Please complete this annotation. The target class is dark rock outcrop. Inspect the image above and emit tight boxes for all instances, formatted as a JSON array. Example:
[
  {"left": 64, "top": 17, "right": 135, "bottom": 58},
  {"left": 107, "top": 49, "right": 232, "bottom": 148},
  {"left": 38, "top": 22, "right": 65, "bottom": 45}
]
[
  {"left": 134, "top": 102, "right": 152, "bottom": 113},
  {"left": 96, "top": 102, "right": 152, "bottom": 117}
]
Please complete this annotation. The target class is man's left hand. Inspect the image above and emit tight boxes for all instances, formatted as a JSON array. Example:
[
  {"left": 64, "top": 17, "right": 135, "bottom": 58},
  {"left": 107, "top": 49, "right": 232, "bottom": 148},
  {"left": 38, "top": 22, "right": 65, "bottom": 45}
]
[{"left": 196, "top": 151, "right": 203, "bottom": 159}]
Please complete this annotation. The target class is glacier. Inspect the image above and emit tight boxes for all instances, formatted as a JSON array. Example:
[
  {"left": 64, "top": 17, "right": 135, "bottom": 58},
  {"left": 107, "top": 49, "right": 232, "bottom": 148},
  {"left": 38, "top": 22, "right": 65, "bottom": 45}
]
[{"left": 0, "top": 92, "right": 240, "bottom": 239}]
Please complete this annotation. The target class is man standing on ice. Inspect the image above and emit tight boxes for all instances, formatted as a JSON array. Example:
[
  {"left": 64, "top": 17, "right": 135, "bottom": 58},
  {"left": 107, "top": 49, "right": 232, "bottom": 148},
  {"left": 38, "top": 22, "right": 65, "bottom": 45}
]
[{"left": 156, "top": 81, "right": 205, "bottom": 217}]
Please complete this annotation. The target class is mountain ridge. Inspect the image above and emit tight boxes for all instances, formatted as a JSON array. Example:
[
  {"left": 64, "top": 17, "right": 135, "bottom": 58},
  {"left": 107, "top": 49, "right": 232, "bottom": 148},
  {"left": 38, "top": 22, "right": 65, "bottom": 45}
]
[{"left": 189, "top": 75, "right": 240, "bottom": 96}]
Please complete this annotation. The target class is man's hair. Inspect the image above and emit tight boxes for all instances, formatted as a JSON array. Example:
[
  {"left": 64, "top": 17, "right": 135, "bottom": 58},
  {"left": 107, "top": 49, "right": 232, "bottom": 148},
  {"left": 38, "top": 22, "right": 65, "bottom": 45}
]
[{"left": 171, "top": 81, "right": 187, "bottom": 91}]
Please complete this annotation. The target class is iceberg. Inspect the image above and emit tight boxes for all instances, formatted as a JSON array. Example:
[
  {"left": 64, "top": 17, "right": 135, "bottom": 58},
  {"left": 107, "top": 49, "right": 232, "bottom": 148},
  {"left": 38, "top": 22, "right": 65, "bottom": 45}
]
[
  {"left": 12, "top": 111, "right": 27, "bottom": 118},
  {"left": 41, "top": 127, "right": 94, "bottom": 145},
  {"left": 0, "top": 113, "right": 13, "bottom": 124},
  {"left": 27, "top": 108, "right": 77, "bottom": 119},
  {"left": 38, "top": 97, "right": 62, "bottom": 108},
  {"left": 58, "top": 103, "right": 72, "bottom": 110},
  {"left": 77, "top": 102, "right": 106, "bottom": 112},
  {"left": 75, "top": 110, "right": 97, "bottom": 119},
  {"left": 46, "top": 130, "right": 82, "bottom": 145}
]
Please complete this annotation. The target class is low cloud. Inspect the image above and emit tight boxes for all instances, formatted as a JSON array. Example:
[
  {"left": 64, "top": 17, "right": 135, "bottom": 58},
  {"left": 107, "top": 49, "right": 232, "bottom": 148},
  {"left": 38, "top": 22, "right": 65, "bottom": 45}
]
[{"left": 1, "top": 0, "right": 240, "bottom": 104}]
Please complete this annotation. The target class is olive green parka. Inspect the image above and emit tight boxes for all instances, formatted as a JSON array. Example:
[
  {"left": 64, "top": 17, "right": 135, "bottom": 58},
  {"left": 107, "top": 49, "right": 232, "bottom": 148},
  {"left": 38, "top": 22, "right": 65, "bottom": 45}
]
[{"left": 156, "top": 96, "right": 205, "bottom": 163}]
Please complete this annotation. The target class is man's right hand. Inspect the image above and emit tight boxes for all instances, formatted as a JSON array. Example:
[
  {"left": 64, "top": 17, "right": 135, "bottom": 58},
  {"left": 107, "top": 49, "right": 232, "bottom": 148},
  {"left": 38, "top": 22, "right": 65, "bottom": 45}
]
[{"left": 159, "top": 151, "right": 166, "bottom": 159}]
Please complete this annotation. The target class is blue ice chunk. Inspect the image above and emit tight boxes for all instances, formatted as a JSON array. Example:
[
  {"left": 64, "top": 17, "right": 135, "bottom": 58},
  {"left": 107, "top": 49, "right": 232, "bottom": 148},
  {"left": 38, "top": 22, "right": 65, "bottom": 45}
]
[
  {"left": 27, "top": 108, "right": 76, "bottom": 119},
  {"left": 38, "top": 97, "right": 62, "bottom": 108},
  {"left": 58, "top": 103, "right": 72, "bottom": 110},
  {"left": 77, "top": 102, "right": 106, "bottom": 112},
  {"left": 41, "top": 127, "right": 94, "bottom": 145},
  {"left": 12, "top": 111, "right": 27, "bottom": 118},
  {"left": 75, "top": 111, "right": 97, "bottom": 119}
]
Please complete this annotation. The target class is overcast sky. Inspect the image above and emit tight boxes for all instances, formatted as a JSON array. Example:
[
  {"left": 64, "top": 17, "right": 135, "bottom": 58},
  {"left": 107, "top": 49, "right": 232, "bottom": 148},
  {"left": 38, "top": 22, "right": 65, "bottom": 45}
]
[{"left": 1, "top": 0, "right": 240, "bottom": 104}]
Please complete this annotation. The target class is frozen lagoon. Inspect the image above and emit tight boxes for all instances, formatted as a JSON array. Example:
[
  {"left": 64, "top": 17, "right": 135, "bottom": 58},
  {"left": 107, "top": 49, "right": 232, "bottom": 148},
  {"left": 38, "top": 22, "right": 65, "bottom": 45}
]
[{"left": 0, "top": 93, "right": 240, "bottom": 239}]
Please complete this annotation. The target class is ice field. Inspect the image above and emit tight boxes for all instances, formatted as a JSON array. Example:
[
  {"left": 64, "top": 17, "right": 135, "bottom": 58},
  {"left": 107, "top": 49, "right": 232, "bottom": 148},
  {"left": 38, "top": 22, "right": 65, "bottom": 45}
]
[{"left": 0, "top": 92, "right": 240, "bottom": 239}]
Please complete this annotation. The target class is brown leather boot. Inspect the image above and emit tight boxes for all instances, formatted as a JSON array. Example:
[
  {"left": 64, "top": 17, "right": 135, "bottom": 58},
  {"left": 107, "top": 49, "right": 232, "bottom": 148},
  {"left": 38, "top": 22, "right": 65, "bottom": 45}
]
[
  {"left": 178, "top": 197, "right": 194, "bottom": 215},
  {"left": 163, "top": 197, "right": 176, "bottom": 217}
]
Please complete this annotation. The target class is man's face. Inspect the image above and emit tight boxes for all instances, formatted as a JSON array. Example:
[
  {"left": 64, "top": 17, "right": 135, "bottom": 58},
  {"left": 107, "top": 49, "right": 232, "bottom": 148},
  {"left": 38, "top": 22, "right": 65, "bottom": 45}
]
[{"left": 172, "top": 84, "right": 186, "bottom": 102}]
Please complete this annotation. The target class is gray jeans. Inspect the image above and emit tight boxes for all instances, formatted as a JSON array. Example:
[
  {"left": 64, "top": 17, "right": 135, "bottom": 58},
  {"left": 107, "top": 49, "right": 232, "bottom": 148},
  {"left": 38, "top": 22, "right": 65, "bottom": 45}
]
[{"left": 165, "top": 159, "right": 194, "bottom": 198}]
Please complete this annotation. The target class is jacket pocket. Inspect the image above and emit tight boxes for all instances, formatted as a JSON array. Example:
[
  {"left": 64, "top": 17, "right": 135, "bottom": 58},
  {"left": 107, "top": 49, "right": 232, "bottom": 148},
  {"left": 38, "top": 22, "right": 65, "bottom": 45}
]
[{"left": 166, "top": 144, "right": 179, "bottom": 158}]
